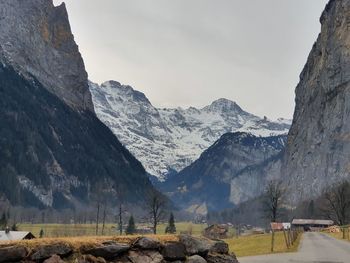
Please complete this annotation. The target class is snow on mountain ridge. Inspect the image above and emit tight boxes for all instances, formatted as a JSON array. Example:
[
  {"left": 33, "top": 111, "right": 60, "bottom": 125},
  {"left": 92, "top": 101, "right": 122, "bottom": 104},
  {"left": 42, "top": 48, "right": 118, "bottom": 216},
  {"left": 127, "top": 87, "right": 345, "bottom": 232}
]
[{"left": 89, "top": 80, "right": 291, "bottom": 180}]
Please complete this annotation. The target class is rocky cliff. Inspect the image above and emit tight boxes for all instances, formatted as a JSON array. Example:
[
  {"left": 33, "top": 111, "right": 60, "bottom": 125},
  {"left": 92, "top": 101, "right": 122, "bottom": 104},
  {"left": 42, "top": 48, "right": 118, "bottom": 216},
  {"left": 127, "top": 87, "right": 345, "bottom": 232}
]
[
  {"left": 0, "top": 0, "right": 93, "bottom": 111},
  {"left": 283, "top": 0, "right": 350, "bottom": 201},
  {"left": 160, "top": 132, "right": 287, "bottom": 213},
  {"left": 0, "top": 0, "right": 157, "bottom": 208},
  {"left": 90, "top": 80, "right": 291, "bottom": 180}
]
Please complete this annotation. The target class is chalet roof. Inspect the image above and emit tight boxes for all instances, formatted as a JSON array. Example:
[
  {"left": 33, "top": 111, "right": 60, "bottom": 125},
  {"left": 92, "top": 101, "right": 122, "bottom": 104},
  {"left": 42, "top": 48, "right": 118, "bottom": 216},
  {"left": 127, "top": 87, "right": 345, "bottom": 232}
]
[
  {"left": 0, "top": 231, "right": 35, "bottom": 241},
  {"left": 292, "top": 219, "right": 334, "bottom": 226}
]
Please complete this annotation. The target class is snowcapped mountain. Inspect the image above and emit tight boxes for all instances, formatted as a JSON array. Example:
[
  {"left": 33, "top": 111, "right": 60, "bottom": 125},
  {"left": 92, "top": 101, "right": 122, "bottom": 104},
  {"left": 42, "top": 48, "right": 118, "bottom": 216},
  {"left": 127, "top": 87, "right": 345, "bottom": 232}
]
[{"left": 89, "top": 80, "right": 291, "bottom": 180}]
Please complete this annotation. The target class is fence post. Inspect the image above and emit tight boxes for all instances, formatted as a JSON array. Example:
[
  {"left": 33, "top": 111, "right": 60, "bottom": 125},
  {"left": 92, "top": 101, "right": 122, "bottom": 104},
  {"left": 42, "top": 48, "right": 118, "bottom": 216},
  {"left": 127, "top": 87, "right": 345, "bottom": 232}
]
[
  {"left": 283, "top": 229, "right": 290, "bottom": 249},
  {"left": 288, "top": 229, "right": 293, "bottom": 246}
]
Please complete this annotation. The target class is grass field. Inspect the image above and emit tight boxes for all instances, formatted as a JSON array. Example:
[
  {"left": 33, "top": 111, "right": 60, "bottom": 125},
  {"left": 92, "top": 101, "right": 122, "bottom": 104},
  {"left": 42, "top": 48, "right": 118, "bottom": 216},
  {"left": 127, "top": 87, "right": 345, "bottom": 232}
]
[
  {"left": 225, "top": 232, "right": 302, "bottom": 257},
  {"left": 18, "top": 222, "right": 208, "bottom": 237}
]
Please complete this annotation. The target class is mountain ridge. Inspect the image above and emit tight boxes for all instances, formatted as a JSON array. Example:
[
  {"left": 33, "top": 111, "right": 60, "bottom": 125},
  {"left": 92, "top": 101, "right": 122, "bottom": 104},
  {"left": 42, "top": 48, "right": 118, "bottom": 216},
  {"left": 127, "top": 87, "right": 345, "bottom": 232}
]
[
  {"left": 159, "top": 132, "right": 287, "bottom": 214},
  {"left": 90, "top": 80, "right": 291, "bottom": 180}
]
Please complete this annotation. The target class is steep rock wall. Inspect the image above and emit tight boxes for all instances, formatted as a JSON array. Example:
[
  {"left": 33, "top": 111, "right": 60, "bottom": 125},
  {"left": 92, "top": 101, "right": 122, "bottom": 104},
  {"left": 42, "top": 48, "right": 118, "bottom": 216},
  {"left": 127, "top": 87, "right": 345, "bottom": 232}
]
[{"left": 283, "top": 0, "right": 350, "bottom": 201}]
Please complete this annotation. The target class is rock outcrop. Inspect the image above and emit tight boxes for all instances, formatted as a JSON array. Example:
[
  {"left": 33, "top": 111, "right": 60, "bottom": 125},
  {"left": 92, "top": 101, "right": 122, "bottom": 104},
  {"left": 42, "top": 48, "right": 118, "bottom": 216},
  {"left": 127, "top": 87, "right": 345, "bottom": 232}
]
[
  {"left": 283, "top": 0, "right": 350, "bottom": 201},
  {"left": 0, "top": 0, "right": 93, "bottom": 111}
]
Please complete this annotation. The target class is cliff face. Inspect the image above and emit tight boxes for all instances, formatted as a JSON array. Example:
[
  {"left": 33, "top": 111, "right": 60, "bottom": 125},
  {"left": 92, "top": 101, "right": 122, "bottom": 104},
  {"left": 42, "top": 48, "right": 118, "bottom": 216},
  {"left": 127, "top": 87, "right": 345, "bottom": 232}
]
[
  {"left": 0, "top": 0, "right": 93, "bottom": 111},
  {"left": 283, "top": 0, "right": 350, "bottom": 201},
  {"left": 0, "top": 64, "right": 154, "bottom": 208},
  {"left": 0, "top": 0, "right": 157, "bottom": 208}
]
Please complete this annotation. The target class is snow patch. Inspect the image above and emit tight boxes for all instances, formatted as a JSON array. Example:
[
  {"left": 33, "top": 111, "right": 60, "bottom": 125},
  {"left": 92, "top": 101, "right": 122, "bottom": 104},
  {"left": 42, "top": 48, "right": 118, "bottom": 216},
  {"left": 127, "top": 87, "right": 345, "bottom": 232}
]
[{"left": 18, "top": 176, "right": 53, "bottom": 207}]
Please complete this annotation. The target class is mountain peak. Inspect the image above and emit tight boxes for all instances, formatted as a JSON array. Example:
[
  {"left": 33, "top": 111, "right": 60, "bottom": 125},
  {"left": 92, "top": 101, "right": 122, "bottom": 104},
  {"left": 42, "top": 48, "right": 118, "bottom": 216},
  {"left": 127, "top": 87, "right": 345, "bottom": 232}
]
[
  {"left": 205, "top": 98, "right": 244, "bottom": 113},
  {"left": 100, "top": 80, "right": 151, "bottom": 104},
  {"left": 103, "top": 80, "right": 122, "bottom": 87}
]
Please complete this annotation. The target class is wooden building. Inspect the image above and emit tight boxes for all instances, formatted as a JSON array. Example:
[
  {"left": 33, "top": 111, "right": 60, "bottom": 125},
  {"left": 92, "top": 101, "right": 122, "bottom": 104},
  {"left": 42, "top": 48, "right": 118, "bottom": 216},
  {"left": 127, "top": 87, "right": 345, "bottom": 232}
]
[
  {"left": 292, "top": 219, "right": 334, "bottom": 231},
  {"left": 0, "top": 228, "right": 35, "bottom": 241}
]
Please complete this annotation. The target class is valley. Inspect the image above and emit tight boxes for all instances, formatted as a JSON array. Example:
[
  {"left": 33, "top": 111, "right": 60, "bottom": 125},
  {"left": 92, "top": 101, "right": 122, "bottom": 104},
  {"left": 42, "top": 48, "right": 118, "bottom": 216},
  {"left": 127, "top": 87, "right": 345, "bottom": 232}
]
[{"left": 1, "top": 0, "right": 350, "bottom": 262}]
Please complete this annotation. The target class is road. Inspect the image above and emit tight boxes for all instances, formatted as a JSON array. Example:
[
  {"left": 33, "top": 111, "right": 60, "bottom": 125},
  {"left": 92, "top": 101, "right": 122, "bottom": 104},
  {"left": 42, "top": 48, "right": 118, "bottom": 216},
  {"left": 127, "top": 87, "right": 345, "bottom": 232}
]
[{"left": 239, "top": 232, "right": 350, "bottom": 263}]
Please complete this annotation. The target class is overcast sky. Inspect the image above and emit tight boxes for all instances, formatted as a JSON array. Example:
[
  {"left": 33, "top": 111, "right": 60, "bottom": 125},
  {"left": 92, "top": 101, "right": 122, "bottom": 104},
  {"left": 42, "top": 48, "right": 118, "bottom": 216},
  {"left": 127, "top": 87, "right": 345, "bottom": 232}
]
[{"left": 54, "top": 0, "right": 328, "bottom": 119}]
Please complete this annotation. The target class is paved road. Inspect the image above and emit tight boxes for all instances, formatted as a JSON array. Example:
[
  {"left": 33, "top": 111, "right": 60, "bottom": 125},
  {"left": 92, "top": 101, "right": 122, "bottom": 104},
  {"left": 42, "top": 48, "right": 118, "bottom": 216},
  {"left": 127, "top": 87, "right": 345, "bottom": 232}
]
[{"left": 239, "top": 232, "right": 350, "bottom": 263}]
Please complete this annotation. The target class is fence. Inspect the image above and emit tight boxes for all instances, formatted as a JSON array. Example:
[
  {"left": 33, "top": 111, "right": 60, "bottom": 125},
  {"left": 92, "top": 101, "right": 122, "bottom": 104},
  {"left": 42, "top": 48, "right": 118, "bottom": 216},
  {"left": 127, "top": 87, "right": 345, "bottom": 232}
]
[
  {"left": 271, "top": 227, "right": 302, "bottom": 252},
  {"left": 340, "top": 226, "right": 350, "bottom": 240}
]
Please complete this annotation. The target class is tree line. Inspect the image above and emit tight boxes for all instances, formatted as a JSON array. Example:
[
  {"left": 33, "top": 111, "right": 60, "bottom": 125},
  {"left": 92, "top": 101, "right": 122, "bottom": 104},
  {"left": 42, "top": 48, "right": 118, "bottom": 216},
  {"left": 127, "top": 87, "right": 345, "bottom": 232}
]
[
  {"left": 0, "top": 188, "right": 178, "bottom": 236},
  {"left": 207, "top": 180, "right": 350, "bottom": 228}
]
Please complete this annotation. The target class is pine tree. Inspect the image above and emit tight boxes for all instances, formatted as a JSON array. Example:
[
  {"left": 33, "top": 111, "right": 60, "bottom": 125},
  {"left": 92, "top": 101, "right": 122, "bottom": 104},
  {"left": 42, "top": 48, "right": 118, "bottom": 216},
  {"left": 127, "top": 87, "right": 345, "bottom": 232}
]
[
  {"left": 0, "top": 212, "right": 7, "bottom": 230},
  {"left": 11, "top": 223, "right": 18, "bottom": 231},
  {"left": 165, "top": 213, "right": 176, "bottom": 234},
  {"left": 307, "top": 200, "right": 315, "bottom": 219},
  {"left": 125, "top": 216, "right": 136, "bottom": 235},
  {"left": 39, "top": 229, "right": 44, "bottom": 238}
]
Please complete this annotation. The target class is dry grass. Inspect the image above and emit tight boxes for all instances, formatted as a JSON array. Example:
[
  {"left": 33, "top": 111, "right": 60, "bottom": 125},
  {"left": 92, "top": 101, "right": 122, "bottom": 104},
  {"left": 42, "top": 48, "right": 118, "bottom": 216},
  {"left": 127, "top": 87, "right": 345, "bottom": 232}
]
[
  {"left": 0, "top": 235, "right": 179, "bottom": 251},
  {"left": 224, "top": 232, "right": 302, "bottom": 258},
  {"left": 327, "top": 231, "right": 350, "bottom": 241}
]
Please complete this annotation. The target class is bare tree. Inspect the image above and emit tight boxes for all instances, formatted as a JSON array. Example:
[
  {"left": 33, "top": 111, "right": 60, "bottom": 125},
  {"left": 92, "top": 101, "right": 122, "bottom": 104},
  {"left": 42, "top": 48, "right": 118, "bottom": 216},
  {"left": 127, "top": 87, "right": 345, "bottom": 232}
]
[
  {"left": 95, "top": 200, "right": 100, "bottom": 235},
  {"left": 115, "top": 185, "right": 126, "bottom": 235},
  {"left": 262, "top": 180, "right": 285, "bottom": 252},
  {"left": 101, "top": 202, "right": 107, "bottom": 235},
  {"left": 146, "top": 191, "right": 167, "bottom": 234},
  {"left": 94, "top": 182, "right": 105, "bottom": 235},
  {"left": 321, "top": 181, "right": 350, "bottom": 226},
  {"left": 263, "top": 180, "right": 285, "bottom": 222}
]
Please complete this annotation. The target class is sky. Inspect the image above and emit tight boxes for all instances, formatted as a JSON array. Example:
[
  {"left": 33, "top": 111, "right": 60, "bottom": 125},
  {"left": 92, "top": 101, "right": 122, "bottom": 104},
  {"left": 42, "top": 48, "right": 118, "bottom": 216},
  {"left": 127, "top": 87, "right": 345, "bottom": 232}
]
[{"left": 54, "top": 0, "right": 328, "bottom": 119}]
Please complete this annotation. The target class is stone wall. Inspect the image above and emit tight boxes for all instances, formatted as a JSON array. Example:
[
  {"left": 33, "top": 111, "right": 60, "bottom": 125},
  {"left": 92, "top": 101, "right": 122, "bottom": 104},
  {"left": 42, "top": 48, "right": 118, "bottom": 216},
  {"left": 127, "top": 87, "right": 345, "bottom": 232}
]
[{"left": 0, "top": 235, "right": 239, "bottom": 263}]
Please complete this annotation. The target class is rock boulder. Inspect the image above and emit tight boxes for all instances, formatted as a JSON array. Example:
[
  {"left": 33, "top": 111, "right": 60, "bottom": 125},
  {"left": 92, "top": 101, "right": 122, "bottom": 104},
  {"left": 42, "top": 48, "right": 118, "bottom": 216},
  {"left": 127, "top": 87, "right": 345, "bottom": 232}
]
[
  {"left": 161, "top": 242, "right": 186, "bottom": 261},
  {"left": 83, "top": 243, "right": 130, "bottom": 260},
  {"left": 0, "top": 246, "right": 27, "bottom": 263},
  {"left": 31, "top": 243, "right": 72, "bottom": 261},
  {"left": 179, "top": 235, "right": 212, "bottom": 256},
  {"left": 132, "top": 237, "right": 161, "bottom": 250}
]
